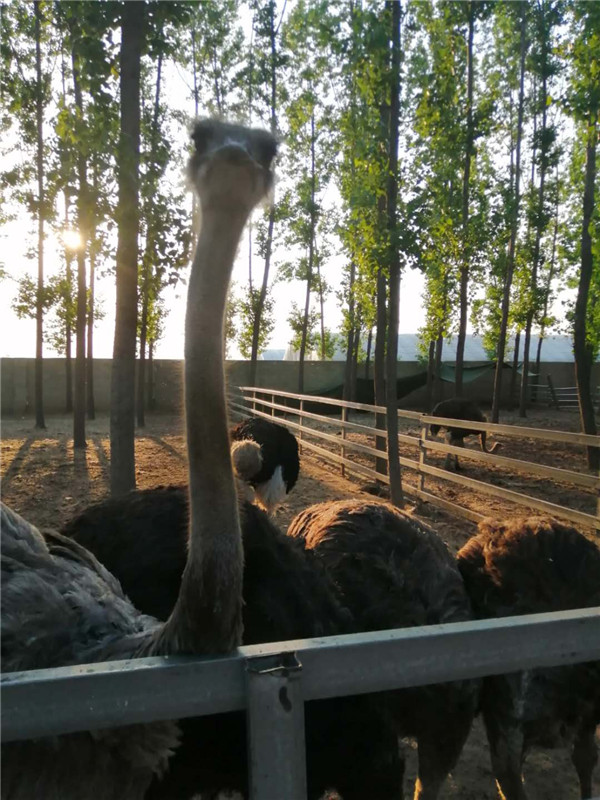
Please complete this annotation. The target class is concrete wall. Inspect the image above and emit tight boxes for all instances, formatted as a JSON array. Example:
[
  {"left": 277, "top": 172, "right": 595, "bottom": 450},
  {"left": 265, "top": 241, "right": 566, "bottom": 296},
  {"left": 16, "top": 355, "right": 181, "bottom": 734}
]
[{"left": 1, "top": 357, "right": 594, "bottom": 417}]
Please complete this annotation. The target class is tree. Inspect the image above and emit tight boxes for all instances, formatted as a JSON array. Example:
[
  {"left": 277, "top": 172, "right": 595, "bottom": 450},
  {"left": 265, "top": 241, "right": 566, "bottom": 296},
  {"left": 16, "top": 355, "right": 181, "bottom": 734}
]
[
  {"left": 491, "top": 1, "right": 529, "bottom": 422},
  {"left": 2, "top": 2, "right": 55, "bottom": 428},
  {"left": 384, "top": 0, "right": 403, "bottom": 507},
  {"left": 566, "top": 0, "right": 600, "bottom": 469},
  {"left": 111, "top": 0, "right": 144, "bottom": 495},
  {"left": 248, "top": 0, "right": 286, "bottom": 386},
  {"left": 518, "top": 0, "right": 562, "bottom": 418}
]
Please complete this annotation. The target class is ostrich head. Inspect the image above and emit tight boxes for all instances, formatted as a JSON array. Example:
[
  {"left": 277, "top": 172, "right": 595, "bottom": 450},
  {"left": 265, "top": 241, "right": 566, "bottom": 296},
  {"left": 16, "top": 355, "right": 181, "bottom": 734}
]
[{"left": 188, "top": 119, "right": 277, "bottom": 212}]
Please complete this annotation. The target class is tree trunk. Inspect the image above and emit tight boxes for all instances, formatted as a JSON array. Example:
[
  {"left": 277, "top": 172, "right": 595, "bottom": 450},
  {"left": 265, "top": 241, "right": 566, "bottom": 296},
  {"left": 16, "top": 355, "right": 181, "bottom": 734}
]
[
  {"left": 71, "top": 45, "right": 87, "bottom": 449},
  {"left": 509, "top": 329, "right": 521, "bottom": 409},
  {"left": 147, "top": 339, "right": 155, "bottom": 411},
  {"left": 374, "top": 267, "right": 387, "bottom": 477},
  {"left": 425, "top": 339, "right": 435, "bottom": 412},
  {"left": 491, "top": 2, "right": 527, "bottom": 422},
  {"left": 384, "top": 0, "right": 403, "bottom": 507},
  {"left": 136, "top": 53, "right": 162, "bottom": 429},
  {"left": 317, "top": 259, "right": 326, "bottom": 360},
  {"left": 86, "top": 236, "right": 95, "bottom": 420},
  {"left": 110, "top": 1, "right": 144, "bottom": 495},
  {"left": 534, "top": 174, "right": 560, "bottom": 400},
  {"left": 364, "top": 326, "right": 373, "bottom": 380},
  {"left": 520, "top": 38, "right": 550, "bottom": 419},
  {"left": 434, "top": 333, "right": 444, "bottom": 406},
  {"left": 573, "top": 110, "right": 599, "bottom": 469},
  {"left": 249, "top": 2, "right": 277, "bottom": 385},
  {"left": 64, "top": 198, "right": 74, "bottom": 414},
  {"left": 137, "top": 293, "right": 148, "bottom": 427},
  {"left": 351, "top": 323, "right": 360, "bottom": 400},
  {"left": 298, "top": 112, "right": 317, "bottom": 394},
  {"left": 343, "top": 260, "right": 357, "bottom": 402},
  {"left": 455, "top": 2, "right": 475, "bottom": 397},
  {"left": 34, "top": 1, "right": 45, "bottom": 429}
]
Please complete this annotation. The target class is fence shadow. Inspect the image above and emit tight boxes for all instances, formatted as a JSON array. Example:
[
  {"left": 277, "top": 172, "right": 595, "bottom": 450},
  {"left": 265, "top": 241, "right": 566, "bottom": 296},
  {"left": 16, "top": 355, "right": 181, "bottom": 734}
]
[
  {"left": 1, "top": 434, "right": 37, "bottom": 492},
  {"left": 90, "top": 435, "right": 111, "bottom": 488},
  {"left": 146, "top": 434, "right": 186, "bottom": 464}
]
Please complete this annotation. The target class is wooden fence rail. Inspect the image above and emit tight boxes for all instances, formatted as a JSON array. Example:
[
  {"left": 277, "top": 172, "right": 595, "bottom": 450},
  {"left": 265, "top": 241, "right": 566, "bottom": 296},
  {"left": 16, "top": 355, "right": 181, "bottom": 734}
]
[{"left": 231, "top": 386, "right": 600, "bottom": 530}]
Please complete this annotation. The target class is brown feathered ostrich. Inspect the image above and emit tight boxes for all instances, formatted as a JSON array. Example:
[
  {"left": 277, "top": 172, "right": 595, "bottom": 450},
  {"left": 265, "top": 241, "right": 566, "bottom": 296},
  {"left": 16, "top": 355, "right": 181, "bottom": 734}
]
[
  {"left": 1, "top": 119, "right": 277, "bottom": 800},
  {"left": 429, "top": 397, "right": 501, "bottom": 471},
  {"left": 457, "top": 516, "right": 600, "bottom": 800},
  {"left": 288, "top": 498, "right": 480, "bottom": 800}
]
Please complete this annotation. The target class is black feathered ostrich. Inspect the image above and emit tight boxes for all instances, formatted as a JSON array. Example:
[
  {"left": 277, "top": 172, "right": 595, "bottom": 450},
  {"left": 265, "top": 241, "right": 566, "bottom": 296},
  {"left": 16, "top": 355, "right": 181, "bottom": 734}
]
[
  {"left": 288, "top": 498, "right": 480, "bottom": 800},
  {"left": 429, "top": 397, "right": 501, "bottom": 471},
  {"left": 457, "top": 517, "right": 600, "bottom": 800},
  {"left": 1, "top": 119, "right": 278, "bottom": 800},
  {"left": 230, "top": 415, "right": 300, "bottom": 510}
]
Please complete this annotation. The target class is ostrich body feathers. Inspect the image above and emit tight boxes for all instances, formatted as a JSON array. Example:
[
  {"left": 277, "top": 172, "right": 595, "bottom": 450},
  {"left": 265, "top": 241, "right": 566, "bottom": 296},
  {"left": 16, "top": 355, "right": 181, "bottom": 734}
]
[
  {"left": 457, "top": 517, "right": 600, "bottom": 799},
  {"left": 1, "top": 503, "right": 180, "bottom": 800}
]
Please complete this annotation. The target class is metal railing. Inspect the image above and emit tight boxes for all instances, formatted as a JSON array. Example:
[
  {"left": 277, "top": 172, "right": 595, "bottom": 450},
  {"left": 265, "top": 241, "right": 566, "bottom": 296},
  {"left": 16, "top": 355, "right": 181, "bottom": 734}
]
[
  {"left": 232, "top": 386, "right": 600, "bottom": 530},
  {"left": 3, "top": 610, "right": 600, "bottom": 799}
]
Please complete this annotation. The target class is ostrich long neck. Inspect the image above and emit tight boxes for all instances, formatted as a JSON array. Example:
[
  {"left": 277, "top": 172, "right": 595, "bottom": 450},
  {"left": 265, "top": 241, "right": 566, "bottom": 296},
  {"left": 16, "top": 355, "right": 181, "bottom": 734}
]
[{"left": 157, "top": 205, "right": 249, "bottom": 655}]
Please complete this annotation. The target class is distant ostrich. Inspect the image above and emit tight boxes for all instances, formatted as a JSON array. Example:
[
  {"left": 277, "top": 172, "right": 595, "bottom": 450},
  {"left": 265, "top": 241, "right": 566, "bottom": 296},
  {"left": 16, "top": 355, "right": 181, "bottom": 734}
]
[
  {"left": 1, "top": 119, "right": 278, "bottom": 799},
  {"left": 429, "top": 397, "right": 501, "bottom": 471},
  {"left": 229, "top": 416, "right": 300, "bottom": 510},
  {"left": 288, "top": 498, "right": 480, "bottom": 800},
  {"left": 457, "top": 516, "right": 600, "bottom": 800}
]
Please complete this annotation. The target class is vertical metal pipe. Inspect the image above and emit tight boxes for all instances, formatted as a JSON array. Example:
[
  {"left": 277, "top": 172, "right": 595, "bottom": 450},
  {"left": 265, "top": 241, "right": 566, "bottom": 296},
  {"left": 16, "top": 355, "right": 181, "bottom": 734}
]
[{"left": 246, "top": 652, "right": 306, "bottom": 800}]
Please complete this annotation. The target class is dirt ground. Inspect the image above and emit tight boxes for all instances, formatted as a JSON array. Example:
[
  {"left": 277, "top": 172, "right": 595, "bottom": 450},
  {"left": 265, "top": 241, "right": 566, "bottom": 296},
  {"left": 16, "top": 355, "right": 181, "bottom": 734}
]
[{"left": 1, "top": 410, "right": 599, "bottom": 799}]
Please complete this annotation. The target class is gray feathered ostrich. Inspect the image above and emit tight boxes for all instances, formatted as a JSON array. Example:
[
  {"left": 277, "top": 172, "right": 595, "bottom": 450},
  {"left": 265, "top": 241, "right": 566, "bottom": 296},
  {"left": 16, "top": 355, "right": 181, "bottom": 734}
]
[
  {"left": 1, "top": 119, "right": 277, "bottom": 800},
  {"left": 230, "top": 416, "right": 300, "bottom": 510},
  {"left": 429, "top": 397, "right": 501, "bottom": 471},
  {"left": 287, "top": 498, "right": 480, "bottom": 800},
  {"left": 457, "top": 517, "right": 600, "bottom": 800}
]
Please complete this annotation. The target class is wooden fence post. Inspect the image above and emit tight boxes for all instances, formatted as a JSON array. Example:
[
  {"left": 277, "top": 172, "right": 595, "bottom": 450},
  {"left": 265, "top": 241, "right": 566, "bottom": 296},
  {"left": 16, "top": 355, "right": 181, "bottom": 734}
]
[
  {"left": 418, "top": 420, "right": 428, "bottom": 495},
  {"left": 298, "top": 399, "right": 304, "bottom": 454},
  {"left": 341, "top": 406, "right": 348, "bottom": 477}
]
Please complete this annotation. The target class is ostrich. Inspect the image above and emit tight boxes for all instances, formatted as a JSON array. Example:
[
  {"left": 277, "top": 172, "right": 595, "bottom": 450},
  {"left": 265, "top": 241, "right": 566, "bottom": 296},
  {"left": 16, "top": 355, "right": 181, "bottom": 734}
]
[
  {"left": 229, "top": 416, "right": 300, "bottom": 510},
  {"left": 429, "top": 397, "right": 501, "bottom": 471},
  {"left": 457, "top": 516, "right": 600, "bottom": 800},
  {"left": 1, "top": 119, "right": 278, "bottom": 800},
  {"left": 287, "top": 498, "right": 480, "bottom": 800}
]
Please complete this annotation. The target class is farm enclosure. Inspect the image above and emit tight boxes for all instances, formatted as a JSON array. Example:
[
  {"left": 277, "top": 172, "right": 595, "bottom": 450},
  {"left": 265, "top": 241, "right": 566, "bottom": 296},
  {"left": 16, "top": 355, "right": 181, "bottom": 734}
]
[{"left": 1, "top": 409, "right": 599, "bottom": 798}]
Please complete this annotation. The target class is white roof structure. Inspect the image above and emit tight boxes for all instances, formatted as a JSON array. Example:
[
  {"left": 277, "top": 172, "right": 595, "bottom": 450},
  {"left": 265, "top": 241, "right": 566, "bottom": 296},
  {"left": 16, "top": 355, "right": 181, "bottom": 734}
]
[{"left": 281, "top": 334, "right": 575, "bottom": 363}]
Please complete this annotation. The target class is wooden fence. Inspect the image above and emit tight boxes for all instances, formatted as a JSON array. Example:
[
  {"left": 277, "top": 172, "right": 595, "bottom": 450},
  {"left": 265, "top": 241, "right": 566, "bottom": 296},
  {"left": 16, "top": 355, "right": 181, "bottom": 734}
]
[{"left": 230, "top": 386, "right": 600, "bottom": 531}]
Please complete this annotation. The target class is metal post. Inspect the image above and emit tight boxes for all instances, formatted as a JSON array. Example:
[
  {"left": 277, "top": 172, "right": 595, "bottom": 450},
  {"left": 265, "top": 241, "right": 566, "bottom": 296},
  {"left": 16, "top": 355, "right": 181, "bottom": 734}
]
[
  {"left": 246, "top": 652, "right": 307, "bottom": 800},
  {"left": 341, "top": 405, "right": 348, "bottom": 477},
  {"left": 298, "top": 399, "right": 304, "bottom": 454},
  {"left": 271, "top": 392, "right": 275, "bottom": 417}
]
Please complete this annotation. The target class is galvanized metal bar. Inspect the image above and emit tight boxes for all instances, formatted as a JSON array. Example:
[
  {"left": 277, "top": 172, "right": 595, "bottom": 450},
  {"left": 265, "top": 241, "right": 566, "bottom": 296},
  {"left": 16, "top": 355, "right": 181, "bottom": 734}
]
[
  {"left": 3, "top": 609, "right": 599, "bottom": 743},
  {"left": 246, "top": 652, "right": 307, "bottom": 800},
  {"left": 1, "top": 654, "right": 246, "bottom": 742}
]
